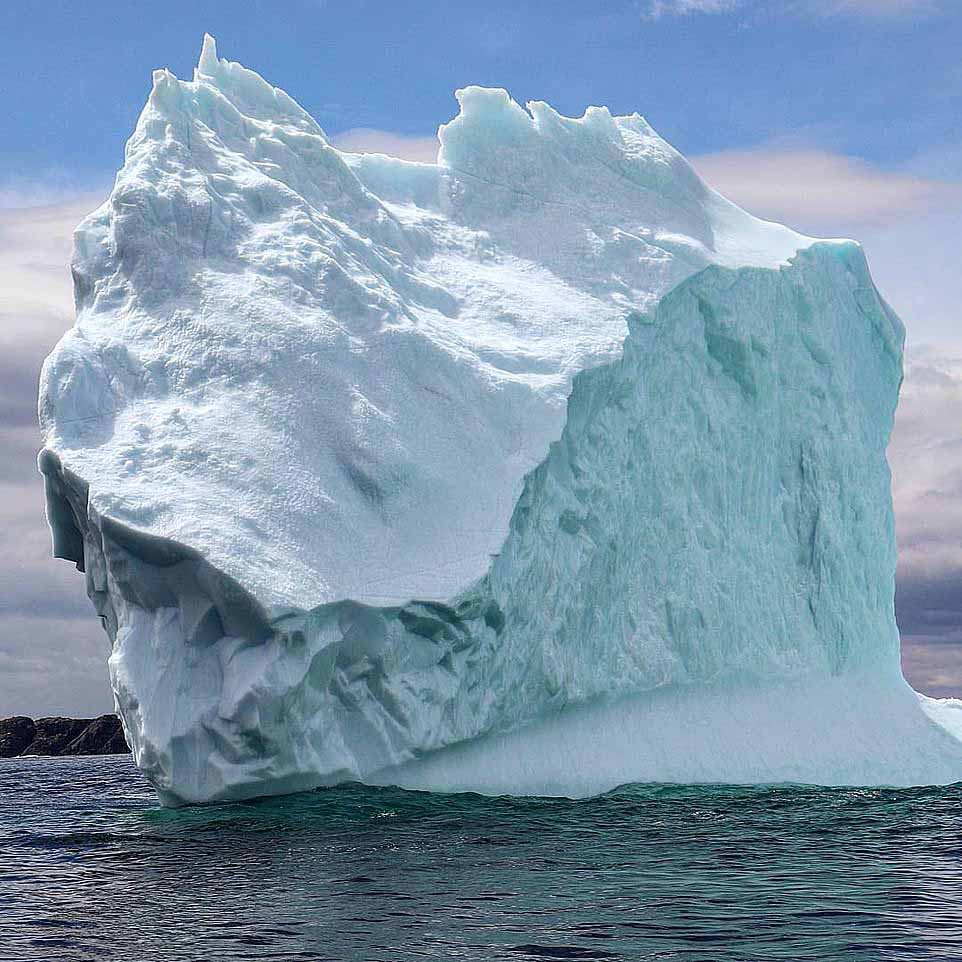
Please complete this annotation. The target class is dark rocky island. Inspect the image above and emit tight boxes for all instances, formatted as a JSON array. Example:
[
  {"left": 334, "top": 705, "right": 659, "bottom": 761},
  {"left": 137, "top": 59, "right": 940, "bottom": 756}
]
[{"left": 0, "top": 715, "right": 129, "bottom": 758}]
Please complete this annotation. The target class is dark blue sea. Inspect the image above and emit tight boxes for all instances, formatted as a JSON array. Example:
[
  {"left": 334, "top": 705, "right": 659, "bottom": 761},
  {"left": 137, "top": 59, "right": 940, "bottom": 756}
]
[{"left": 2, "top": 755, "right": 961, "bottom": 961}]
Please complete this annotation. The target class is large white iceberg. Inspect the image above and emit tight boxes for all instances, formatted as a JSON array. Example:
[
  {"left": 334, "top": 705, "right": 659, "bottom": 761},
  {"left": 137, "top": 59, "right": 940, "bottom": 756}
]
[{"left": 39, "top": 37, "right": 962, "bottom": 804}]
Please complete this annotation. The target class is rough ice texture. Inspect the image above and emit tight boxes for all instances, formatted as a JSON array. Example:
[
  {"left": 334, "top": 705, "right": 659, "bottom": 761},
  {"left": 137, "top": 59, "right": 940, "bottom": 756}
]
[{"left": 40, "top": 37, "right": 962, "bottom": 804}]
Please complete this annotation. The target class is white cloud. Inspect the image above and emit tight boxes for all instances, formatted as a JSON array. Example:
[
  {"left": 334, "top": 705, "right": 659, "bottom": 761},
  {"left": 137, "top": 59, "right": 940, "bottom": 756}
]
[
  {"left": 0, "top": 173, "right": 109, "bottom": 211},
  {"left": 693, "top": 147, "right": 961, "bottom": 232},
  {"left": 641, "top": 0, "right": 942, "bottom": 17},
  {"left": 331, "top": 128, "right": 439, "bottom": 164},
  {"left": 0, "top": 197, "right": 103, "bottom": 340},
  {"left": 807, "top": 0, "right": 939, "bottom": 16},
  {"left": 642, "top": 0, "right": 738, "bottom": 16}
]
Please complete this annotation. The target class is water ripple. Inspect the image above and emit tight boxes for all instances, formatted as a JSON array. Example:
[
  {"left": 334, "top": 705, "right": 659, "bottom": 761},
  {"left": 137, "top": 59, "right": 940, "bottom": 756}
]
[{"left": 1, "top": 756, "right": 961, "bottom": 961}]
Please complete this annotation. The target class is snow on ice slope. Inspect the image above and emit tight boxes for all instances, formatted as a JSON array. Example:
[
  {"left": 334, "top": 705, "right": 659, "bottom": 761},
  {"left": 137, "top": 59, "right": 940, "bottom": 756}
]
[
  {"left": 41, "top": 35, "right": 807, "bottom": 609},
  {"left": 39, "top": 37, "right": 962, "bottom": 803}
]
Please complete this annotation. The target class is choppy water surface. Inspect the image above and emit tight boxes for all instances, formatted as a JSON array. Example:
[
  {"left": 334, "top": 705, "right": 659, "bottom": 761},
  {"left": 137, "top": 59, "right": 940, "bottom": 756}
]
[{"left": 2, "top": 756, "right": 961, "bottom": 961}]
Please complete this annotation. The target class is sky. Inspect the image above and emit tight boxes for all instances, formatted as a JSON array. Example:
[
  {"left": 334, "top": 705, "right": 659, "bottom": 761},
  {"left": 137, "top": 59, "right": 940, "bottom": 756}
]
[{"left": 1, "top": 0, "right": 961, "bottom": 715}]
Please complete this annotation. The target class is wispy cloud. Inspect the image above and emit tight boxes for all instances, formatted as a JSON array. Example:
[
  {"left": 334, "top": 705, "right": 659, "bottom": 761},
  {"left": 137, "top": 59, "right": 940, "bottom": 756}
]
[
  {"left": 900, "top": 635, "right": 962, "bottom": 699},
  {"left": 806, "top": 0, "right": 939, "bottom": 16},
  {"left": 0, "top": 198, "right": 102, "bottom": 428},
  {"left": 641, "top": 0, "right": 942, "bottom": 17},
  {"left": 642, "top": 0, "right": 737, "bottom": 16},
  {"left": 0, "top": 173, "right": 109, "bottom": 211},
  {"left": 693, "top": 147, "right": 961, "bottom": 233},
  {"left": 331, "top": 128, "right": 439, "bottom": 164}
]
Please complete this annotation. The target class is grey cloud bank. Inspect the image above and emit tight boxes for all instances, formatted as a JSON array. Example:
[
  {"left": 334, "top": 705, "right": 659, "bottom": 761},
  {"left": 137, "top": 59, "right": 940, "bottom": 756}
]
[{"left": 0, "top": 199, "right": 115, "bottom": 716}]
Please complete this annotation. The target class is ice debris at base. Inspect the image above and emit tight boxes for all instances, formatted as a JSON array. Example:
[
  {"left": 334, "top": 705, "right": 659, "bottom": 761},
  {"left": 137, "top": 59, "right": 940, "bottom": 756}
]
[{"left": 39, "top": 36, "right": 962, "bottom": 804}]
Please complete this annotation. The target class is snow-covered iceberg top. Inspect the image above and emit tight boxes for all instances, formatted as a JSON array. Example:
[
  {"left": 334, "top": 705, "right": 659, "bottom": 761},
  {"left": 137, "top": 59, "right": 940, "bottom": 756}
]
[
  {"left": 41, "top": 35, "right": 812, "bottom": 609},
  {"left": 39, "top": 37, "right": 962, "bottom": 804}
]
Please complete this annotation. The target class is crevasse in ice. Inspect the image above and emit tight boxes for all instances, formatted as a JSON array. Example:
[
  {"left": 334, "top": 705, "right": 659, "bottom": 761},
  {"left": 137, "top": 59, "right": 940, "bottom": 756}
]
[{"left": 39, "top": 36, "right": 962, "bottom": 804}]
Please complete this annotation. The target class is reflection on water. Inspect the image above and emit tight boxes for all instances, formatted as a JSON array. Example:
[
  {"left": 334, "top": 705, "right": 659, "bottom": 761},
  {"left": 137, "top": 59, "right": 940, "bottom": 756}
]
[{"left": 1, "top": 755, "right": 961, "bottom": 961}]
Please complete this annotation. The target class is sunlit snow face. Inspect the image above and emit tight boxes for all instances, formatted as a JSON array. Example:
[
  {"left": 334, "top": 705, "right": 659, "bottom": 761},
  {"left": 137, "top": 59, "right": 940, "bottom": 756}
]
[{"left": 42, "top": 38, "right": 811, "bottom": 611}]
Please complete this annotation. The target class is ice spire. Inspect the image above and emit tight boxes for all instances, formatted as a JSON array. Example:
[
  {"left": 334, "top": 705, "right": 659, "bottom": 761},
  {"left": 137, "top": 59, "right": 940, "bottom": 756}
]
[{"left": 195, "top": 33, "right": 220, "bottom": 80}]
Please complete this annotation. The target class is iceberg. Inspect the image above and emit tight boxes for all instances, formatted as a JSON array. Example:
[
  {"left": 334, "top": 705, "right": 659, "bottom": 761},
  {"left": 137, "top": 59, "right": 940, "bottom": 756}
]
[{"left": 39, "top": 36, "right": 962, "bottom": 805}]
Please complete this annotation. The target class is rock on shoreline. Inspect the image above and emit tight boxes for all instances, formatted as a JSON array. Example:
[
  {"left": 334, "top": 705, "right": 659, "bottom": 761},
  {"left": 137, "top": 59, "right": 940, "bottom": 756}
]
[{"left": 0, "top": 715, "right": 129, "bottom": 757}]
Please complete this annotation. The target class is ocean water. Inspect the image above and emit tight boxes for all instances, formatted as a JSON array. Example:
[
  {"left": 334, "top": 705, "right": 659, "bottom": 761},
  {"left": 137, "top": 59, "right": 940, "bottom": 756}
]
[{"left": 1, "top": 756, "right": 961, "bottom": 962}]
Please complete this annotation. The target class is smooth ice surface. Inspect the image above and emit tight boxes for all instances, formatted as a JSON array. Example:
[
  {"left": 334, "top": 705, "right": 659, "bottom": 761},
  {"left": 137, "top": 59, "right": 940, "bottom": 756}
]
[
  {"left": 374, "top": 675, "right": 962, "bottom": 796},
  {"left": 39, "top": 37, "right": 962, "bottom": 804}
]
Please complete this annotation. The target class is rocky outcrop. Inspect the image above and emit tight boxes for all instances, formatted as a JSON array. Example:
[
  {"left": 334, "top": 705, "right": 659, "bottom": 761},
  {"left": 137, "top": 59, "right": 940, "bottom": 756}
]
[
  {"left": 62, "top": 715, "right": 130, "bottom": 756},
  {"left": 0, "top": 716, "right": 36, "bottom": 757},
  {"left": 0, "top": 715, "right": 129, "bottom": 758}
]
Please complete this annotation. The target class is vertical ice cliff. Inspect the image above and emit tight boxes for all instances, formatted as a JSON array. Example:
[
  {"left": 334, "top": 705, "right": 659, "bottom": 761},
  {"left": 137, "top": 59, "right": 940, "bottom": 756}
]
[{"left": 39, "top": 37, "right": 962, "bottom": 804}]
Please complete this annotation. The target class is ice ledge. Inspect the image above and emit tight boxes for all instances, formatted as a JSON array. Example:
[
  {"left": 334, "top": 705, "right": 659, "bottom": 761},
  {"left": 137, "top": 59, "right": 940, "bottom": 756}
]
[
  {"left": 38, "top": 449, "right": 507, "bottom": 804},
  {"left": 375, "top": 671, "right": 962, "bottom": 796}
]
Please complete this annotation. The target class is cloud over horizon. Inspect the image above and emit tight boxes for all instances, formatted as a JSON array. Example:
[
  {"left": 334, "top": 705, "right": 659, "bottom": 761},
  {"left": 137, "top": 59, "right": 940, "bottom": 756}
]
[
  {"left": 0, "top": 197, "right": 115, "bottom": 717},
  {"left": 332, "top": 128, "right": 440, "bottom": 164},
  {"left": 692, "top": 148, "right": 962, "bottom": 233}
]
